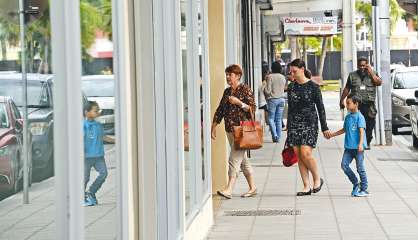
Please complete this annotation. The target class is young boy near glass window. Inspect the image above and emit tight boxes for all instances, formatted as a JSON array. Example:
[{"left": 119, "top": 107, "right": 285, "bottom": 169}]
[
  {"left": 84, "top": 101, "right": 115, "bottom": 206},
  {"left": 329, "top": 94, "right": 369, "bottom": 197}
]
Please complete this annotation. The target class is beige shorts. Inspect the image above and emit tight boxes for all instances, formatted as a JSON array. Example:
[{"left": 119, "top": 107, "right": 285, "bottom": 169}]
[{"left": 226, "top": 132, "right": 253, "bottom": 178}]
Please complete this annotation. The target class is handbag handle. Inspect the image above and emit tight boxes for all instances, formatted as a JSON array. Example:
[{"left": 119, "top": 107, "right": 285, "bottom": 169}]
[{"left": 247, "top": 106, "right": 255, "bottom": 122}]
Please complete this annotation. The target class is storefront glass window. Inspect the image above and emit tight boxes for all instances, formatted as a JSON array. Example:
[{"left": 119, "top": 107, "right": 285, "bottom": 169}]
[{"left": 181, "top": 0, "right": 192, "bottom": 217}]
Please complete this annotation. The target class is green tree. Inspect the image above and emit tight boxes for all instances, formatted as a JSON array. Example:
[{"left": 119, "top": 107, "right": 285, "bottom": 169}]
[
  {"left": 0, "top": 18, "right": 19, "bottom": 61},
  {"left": 0, "top": 0, "right": 106, "bottom": 72},
  {"left": 356, "top": 0, "right": 405, "bottom": 35},
  {"left": 80, "top": 0, "right": 103, "bottom": 60}
]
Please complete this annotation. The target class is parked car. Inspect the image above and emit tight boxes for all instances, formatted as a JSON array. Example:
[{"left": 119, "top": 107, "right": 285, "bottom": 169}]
[
  {"left": 391, "top": 66, "right": 418, "bottom": 134},
  {"left": 0, "top": 96, "right": 32, "bottom": 194},
  {"left": 82, "top": 75, "right": 115, "bottom": 135},
  {"left": 0, "top": 73, "right": 54, "bottom": 178},
  {"left": 405, "top": 91, "right": 418, "bottom": 147}
]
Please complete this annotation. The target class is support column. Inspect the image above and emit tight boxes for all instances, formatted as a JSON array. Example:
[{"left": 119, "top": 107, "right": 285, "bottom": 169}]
[
  {"left": 380, "top": 0, "right": 392, "bottom": 145},
  {"left": 341, "top": 0, "right": 357, "bottom": 119},
  {"left": 253, "top": 5, "right": 262, "bottom": 109},
  {"left": 50, "top": 0, "right": 84, "bottom": 239},
  {"left": 225, "top": 0, "right": 237, "bottom": 65},
  {"left": 209, "top": 0, "right": 229, "bottom": 193}
]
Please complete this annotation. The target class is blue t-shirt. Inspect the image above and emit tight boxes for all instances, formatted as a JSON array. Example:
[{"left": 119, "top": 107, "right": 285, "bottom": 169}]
[
  {"left": 344, "top": 111, "right": 367, "bottom": 150},
  {"left": 83, "top": 119, "right": 104, "bottom": 158}
]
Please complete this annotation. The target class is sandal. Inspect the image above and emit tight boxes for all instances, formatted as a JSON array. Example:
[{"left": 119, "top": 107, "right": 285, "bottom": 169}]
[
  {"left": 241, "top": 189, "right": 257, "bottom": 198},
  {"left": 217, "top": 190, "right": 232, "bottom": 199}
]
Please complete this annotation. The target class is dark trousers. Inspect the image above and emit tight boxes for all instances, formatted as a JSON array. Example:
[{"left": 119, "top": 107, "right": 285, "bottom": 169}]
[{"left": 359, "top": 102, "right": 376, "bottom": 146}]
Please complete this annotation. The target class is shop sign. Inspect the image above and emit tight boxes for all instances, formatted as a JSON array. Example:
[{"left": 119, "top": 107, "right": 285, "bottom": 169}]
[{"left": 283, "top": 16, "right": 338, "bottom": 36}]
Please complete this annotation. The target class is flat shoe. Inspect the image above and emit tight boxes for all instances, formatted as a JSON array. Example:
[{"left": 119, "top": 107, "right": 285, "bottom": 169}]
[
  {"left": 241, "top": 189, "right": 257, "bottom": 198},
  {"left": 217, "top": 190, "right": 232, "bottom": 199},
  {"left": 312, "top": 178, "right": 324, "bottom": 193},
  {"left": 296, "top": 189, "right": 312, "bottom": 196}
]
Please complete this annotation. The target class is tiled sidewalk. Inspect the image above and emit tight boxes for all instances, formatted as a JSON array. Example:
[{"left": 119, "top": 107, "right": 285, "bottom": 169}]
[
  {"left": 207, "top": 122, "right": 418, "bottom": 240},
  {"left": 0, "top": 145, "right": 117, "bottom": 240}
]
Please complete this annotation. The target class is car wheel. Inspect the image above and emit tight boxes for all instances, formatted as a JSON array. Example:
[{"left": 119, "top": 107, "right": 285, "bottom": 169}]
[
  {"left": 413, "top": 133, "right": 418, "bottom": 148},
  {"left": 392, "top": 126, "right": 399, "bottom": 135},
  {"left": 12, "top": 152, "right": 21, "bottom": 194},
  {"left": 46, "top": 154, "right": 54, "bottom": 178}
]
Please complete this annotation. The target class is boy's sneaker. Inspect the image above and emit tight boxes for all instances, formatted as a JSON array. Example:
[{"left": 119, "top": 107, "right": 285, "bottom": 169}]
[
  {"left": 355, "top": 190, "right": 369, "bottom": 197},
  {"left": 85, "top": 192, "right": 98, "bottom": 206},
  {"left": 351, "top": 184, "right": 360, "bottom": 197},
  {"left": 84, "top": 197, "right": 95, "bottom": 207}
]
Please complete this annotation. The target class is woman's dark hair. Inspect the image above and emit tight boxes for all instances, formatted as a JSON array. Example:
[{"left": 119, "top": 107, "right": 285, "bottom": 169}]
[
  {"left": 347, "top": 94, "right": 361, "bottom": 104},
  {"left": 289, "top": 58, "right": 312, "bottom": 79},
  {"left": 271, "top": 61, "right": 282, "bottom": 74}
]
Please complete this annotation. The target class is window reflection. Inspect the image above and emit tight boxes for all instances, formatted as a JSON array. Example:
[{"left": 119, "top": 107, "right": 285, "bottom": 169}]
[{"left": 180, "top": 0, "right": 192, "bottom": 217}]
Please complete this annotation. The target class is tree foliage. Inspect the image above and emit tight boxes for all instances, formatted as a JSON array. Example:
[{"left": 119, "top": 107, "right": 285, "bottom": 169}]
[
  {"left": 0, "top": 0, "right": 112, "bottom": 72},
  {"left": 355, "top": 0, "right": 405, "bottom": 35}
]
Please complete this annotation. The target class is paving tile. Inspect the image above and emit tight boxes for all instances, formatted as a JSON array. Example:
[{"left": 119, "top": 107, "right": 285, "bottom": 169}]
[{"left": 209, "top": 121, "right": 418, "bottom": 240}]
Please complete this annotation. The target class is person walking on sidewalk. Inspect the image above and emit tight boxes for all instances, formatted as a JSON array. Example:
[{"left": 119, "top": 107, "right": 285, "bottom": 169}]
[
  {"left": 264, "top": 61, "right": 286, "bottom": 143},
  {"left": 329, "top": 94, "right": 369, "bottom": 197},
  {"left": 287, "top": 59, "right": 331, "bottom": 196},
  {"left": 83, "top": 101, "right": 115, "bottom": 206},
  {"left": 258, "top": 61, "right": 269, "bottom": 126},
  {"left": 340, "top": 57, "right": 382, "bottom": 149},
  {"left": 211, "top": 64, "right": 257, "bottom": 199}
]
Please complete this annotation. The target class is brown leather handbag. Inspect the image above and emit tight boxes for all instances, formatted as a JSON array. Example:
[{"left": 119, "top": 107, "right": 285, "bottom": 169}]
[{"left": 233, "top": 109, "right": 263, "bottom": 150}]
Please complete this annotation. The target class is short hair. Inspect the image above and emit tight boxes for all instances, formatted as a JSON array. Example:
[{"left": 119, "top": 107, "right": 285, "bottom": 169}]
[
  {"left": 262, "top": 63, "right": 270, "bottom": 80},
  {"left": 271, "top": 61, "right": 283, "bottom": 74},
  {"left": 347, "top": 94, "right": 361, "bottom": 104},
  {"left": 225, "top": 64, "right": 243, "bottom": 77},
  {"left": 357, "top": 56, "right": 369, "bottom": 65},
  {"left": 84, "top": 101, "right": 99, "bottom": 112}
]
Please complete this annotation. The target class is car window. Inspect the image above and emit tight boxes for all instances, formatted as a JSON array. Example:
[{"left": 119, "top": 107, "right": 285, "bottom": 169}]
[
  {"left": 0, "top": 103, "right": 9, "bottom": 128},
  {"left": 82, "top": 78, "right": 114, "bottom": 97},
  {"left": 0, "top": 81, "right": 50, "bottom": 107},
  {"left": 11, "top": 101, "right": 22, "bottom": 119},
  {"left": 399, "top": 71, "right": 418, "bottom": 89},
  {"left": 39, "top": 83, "right": 50, "bottom": 106}
]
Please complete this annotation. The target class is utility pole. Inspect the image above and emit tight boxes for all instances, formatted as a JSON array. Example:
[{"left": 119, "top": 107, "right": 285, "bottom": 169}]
[
  {"left": 19, "top": 0, "right": 29, "bottom": 205},
  {"left": 380, "top": 0, "right": 392, "bottom": 145}
]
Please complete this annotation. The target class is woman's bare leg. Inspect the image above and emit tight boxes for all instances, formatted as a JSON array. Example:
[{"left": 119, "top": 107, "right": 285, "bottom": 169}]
[
  {"left": 300, "top": 145, "right": 321, "bottom": 188},
  {"left": 294, "top": 146, "right": 310, "bottom": 192}
]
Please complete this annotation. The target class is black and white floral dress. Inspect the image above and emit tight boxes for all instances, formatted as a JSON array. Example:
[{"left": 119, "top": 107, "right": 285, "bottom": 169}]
[{"left": 287, "top": 80, "right": 328, "bottom": 148}]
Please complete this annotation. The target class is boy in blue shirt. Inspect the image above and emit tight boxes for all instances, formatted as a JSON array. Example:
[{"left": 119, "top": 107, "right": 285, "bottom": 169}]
[
  {"left": 329, "top": 94, "right": 369, "bottom": 197},
  {"left": 84, "top": 101, "right": 114, "bottom": 206}
]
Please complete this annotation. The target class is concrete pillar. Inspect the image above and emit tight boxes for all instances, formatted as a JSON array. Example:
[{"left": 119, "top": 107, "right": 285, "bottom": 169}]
[
  {"left": 208, "top": 0, "right": 229, "bottom": 193},
  {"left": 254, "top": 5, "right": 262, "bottom": 110},
  {"left": 341, "top": 0, "right": 357, "bottom": 119},
  {"left": 379, "top": 0, "right": 392, "bottom": 145},
  {"left": 225, "top": 0, "right": 237, "bottom": 65}
]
